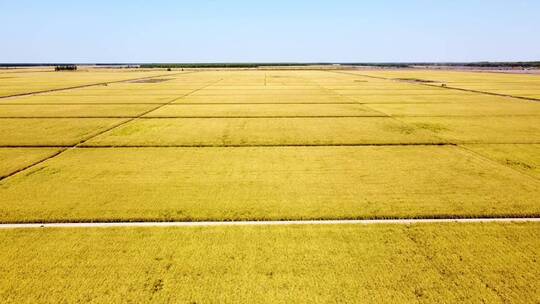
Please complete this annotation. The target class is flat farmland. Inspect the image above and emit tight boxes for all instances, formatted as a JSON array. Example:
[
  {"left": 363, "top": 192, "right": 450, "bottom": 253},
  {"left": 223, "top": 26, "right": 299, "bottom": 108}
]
[
  {"left": 0, "top": 68, "right": 539, "bottom": 302},
  {"left": 0, "top": 148, "right": 61, "bottom": 178},
  {"left": 84, "top": 117, "right": 443, "bottom": 146},
  {"left": 462, "top": 144, "right": 540, "bottom": 178},
  {"left": 1, "top": 69, "right": 538, "bottom": 220},
  {"left": 3, "top": 94, "right": 176, "bottom": 104},
  {"left": 145, "top": 103, "right": 380, "bottom": 117},
  {"left": 1, "top": 223, "right": 538, "bottom": 303},
  {"left": 48, "top": 88, "right": 196, "bottom": 96},
  {"left": 178, "top": 94, "right": 353, "bottom": 104},
  {"left": 1, "top": 146, "right": 538, "bottom": 223},
  {"left": 368, "top": 99, "right": 540, "bottom": 116},
  {"left": 348, "top": 93, "right": 520, "bottom": 104},
  {"left": 0, "top": 118, "right": 127, "bottom": 146},
  {"left": 354, "top": 70, "right": 540, "bottom": 99},
  {"left": 0, "top": 68, "right": 170, "bottom": 97},
  {"left": 0, "top": 104, "right": 157, "bottom": 117},
  {"left": 399, "top": 116, "right": 540, "bottom": 143}
]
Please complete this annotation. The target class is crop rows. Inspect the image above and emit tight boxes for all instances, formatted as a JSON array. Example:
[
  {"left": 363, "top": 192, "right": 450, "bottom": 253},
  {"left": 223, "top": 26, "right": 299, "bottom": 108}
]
[{"left": 0, "top": 70, "right": 539, "bottom": 223}]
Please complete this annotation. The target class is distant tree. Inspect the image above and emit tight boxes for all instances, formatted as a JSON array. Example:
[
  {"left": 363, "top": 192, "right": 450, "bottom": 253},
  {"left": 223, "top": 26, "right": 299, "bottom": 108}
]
[{"left": 55, "top": 65, "right": 77, "bottom": 71}]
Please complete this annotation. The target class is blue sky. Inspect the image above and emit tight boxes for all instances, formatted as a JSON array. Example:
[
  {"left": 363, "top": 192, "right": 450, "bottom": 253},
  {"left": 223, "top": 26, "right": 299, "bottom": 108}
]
[{"left": 1, "top": 0, "right": 539, "bottom": 63}]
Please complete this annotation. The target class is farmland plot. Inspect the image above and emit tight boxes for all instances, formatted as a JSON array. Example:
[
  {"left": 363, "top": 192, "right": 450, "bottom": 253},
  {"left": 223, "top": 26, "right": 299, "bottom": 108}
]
[
  {"left": 0, "top": 69, "right": 170, "bottom": 97},
  {"left": 351, "top": 70, "right": 540, "bottom": 99},
  {"left": 462, "top": 144, "right": 540, "bottom": 179},
  {"left": 0, "top": 146, "right": 538, "bottom": 223},
  {"left": 0, "top": 118, "right": 127, "bottom": 146},
  {"left": 0, "top": 223, "right": 538, "bottom": 303},
  {"left": 1, "top": 68, "right": 539, "bottom": 303},
  {"left": 0, "top": 104, "right": 156, "bottom": 118},
  {"left": 0, "top": 148, "right": 62, "bottom": 178},
  {"left": 145, "top": 103, "right": 381, "bottom": 117},
  {"left": 3, "top": 94, "right": 176, "bottom": 104},
  {"left": 84, "top": 117, "right": 443, "bottom": 146}
]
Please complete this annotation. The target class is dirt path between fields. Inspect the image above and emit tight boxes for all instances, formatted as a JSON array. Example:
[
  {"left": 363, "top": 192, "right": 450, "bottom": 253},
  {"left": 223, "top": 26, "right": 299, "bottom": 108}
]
[{"left": 0, "top": 218, "right": 538, "bottom": 229}]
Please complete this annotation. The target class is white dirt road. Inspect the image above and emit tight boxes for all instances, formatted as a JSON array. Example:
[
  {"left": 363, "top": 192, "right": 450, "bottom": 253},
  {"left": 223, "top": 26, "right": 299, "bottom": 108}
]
[{"left": 0, "top": 217, "right": 538, "bottom": 229}]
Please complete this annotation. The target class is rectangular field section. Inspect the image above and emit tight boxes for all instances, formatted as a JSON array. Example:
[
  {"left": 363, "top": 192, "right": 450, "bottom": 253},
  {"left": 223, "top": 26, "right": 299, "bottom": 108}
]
[
  {"left": 0, "top": 148, "right": 62, "bottom": 178},
  {"left": 462, "top": 144, "right": 540, "bottom": 178},
  {"left": 400, "top": 116, "right": 540, "bottom": 143},
  {"left": 0, "top": 223, "right": 538, "bottom": 303},
  {"left": 0, "top": 70, "right": 167, "bottom": 97},
  {"left": 0, "top": 118, "right": 127, "bottom": 146},
  {"left": 368, "top": 100, "right": 540, "bottom": 116},
  {"left": 145, "top": 104, "right": 382, "bottom": 117},
  {"left": 0, "top": 146, "right": 538, "bottom": 223},
  {"left": 176, "top": 95, "right": 352, "bottom": 104},
  {"left": 85, "top": 117, "right": 441, "bottom": 146},
  {"left": 6, "top": 95, "right": 175, "bottom": 104},
  {"left": 0, "top": 104, "right": 156, "bottom": 117}
]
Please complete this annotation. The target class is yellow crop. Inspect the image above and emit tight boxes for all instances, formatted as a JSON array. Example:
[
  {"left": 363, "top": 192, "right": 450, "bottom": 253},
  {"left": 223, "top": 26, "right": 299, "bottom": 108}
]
[
  {"left": 0, "top": 148, "right": 61, "bottom": 177},
  {"left": 0, "top": 222, "right": 538, "bottom": 303},
  {"left": 0, "top": 146, "right": 538, "bottom": 223},
  {"left": 0, "top": 68, "right": 538, "bottom": 302},
  {"left": 0, "top": 118, "right": 127, "bottom": 146}
]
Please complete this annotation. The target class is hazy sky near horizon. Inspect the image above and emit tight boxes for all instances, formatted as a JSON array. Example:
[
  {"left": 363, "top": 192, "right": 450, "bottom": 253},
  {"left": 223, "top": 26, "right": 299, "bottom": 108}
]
[{"left": 1, "top": 0, "right": 539, "bottom": 63}]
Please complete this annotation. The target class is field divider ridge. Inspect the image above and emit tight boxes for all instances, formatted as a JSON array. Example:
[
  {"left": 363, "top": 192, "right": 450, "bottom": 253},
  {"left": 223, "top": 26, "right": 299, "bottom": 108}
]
[
  {"left": 4, "top": 142, "right": 540, "bottom": 149},
  {"left": 77, "top": 143, "right": 455, "bottom": 148},
  {"left": 0, "top": 143, "right": 460, "bottom": 148},
  {"left": 2, "top": 114, "right": 539, "bottom": 119},
  {"left": 0, "top": 115, "right": 389, "bottom": 119},
  {"left": 0, "top": 217, "right": 539, "bottom": 229}
]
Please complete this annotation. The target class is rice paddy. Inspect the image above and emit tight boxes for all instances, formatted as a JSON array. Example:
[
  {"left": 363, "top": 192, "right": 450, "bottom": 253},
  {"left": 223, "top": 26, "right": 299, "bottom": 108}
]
[
  {"left": 0, "top": 222, "right": 538, "bottom": 303},
  {"left": 1, "top": 146, "right": 539, "bottom": 223},
  {"left": 84, "top": 117, "right": 443, "bottom": 146},
  {"left": 0, "top": 68, "right": 539, "bottom": 302},
  {"left": 0, "top": 104, "right": 157, "bottom": 117},
  {"left": 0, "top": 148, "right": 61, "bottom": 178},
  {"left": 0, "top": 118, "right": 127, "bottom": 146},
  {"left": 145, "top": 103, "right": 381, "bottom": 117},
  {"left": 462, "top": 144, "right": 540, "bottom": 178},
  {"left": 0, "top": 68, "right": 169, "bottom": 97}
]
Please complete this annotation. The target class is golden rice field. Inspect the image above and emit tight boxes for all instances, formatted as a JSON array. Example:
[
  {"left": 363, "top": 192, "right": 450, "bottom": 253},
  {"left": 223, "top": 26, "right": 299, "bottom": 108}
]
[
  {"left": 1, "top": 146, "right": 539, "bottom": 223},
  {"left": 0, "top": 68, "right": 539, "bottom": 302},
  {"left": 355, "top": 70, "right": 540, "bottom": 99},
  {"left": 0, "top": 68, "right": 168, "bottom": 97},
  {"left": 0, "top": 223, "right": 538, "bottom": 303}
]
